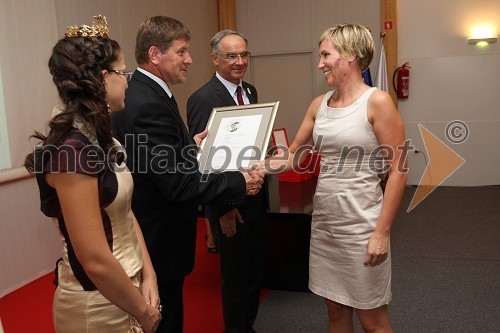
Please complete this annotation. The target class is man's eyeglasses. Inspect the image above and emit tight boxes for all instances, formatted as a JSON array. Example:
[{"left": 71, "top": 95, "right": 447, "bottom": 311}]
[
  {"left": 109, "top": 69, "right": 133, "bottom": 82},
  {"left": 220, "top": 51, "right": 252, "bottom": 62}
]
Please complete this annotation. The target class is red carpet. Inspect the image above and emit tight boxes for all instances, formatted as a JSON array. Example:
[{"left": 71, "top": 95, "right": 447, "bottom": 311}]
[
  {"left": 0, "top": 219, "right": 268, "bottom": 333},
  {"left": 0, "top": 273, "right": 55, "bottom": 332},
  {"left": 184, "top": 219, "right": 225, "bottom": 333}
]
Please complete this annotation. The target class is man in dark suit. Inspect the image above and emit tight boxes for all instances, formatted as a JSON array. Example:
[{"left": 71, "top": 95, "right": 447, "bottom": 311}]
[
  {"left": 111, "top": 18, "right": 263, "bottom": 333},
  {"left": 187, "top": 30, "right": 268, "bottom": 333}
]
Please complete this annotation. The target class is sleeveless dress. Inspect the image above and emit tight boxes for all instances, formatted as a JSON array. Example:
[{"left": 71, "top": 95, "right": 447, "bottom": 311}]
[
  {"left": 36, "top": 128, "right": 144, "bottom": 332},
  {"left": 309, "top": 87, "right": 391, "bottom": 309}
]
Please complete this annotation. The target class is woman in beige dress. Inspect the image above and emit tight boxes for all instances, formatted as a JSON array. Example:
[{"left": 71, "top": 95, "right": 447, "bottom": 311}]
[
  {"left": 24, "top": 16, "right": 161, "bottom": 333},
  {"left": 261, "top": 24, "right": 407, "bottom": 332}
]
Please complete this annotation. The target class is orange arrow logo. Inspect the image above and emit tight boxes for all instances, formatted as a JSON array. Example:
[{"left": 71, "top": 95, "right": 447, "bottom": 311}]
[{"left": 408, "top": 125, "right": 466, "bottom": 212}]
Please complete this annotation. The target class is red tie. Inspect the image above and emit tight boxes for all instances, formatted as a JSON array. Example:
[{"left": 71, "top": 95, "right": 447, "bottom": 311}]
[{"left": 236, "top": 86, "right": 244, "bottom": 105}]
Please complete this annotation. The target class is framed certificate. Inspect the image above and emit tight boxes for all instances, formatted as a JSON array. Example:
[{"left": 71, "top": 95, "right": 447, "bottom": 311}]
[{"left": 197, "top": 102, "right": 279, "bottom": 172}]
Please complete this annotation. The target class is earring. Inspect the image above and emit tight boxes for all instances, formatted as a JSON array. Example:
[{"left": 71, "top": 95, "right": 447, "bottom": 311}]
[{"left": 107, "top": 104, "right": 111, "bottom": 114}]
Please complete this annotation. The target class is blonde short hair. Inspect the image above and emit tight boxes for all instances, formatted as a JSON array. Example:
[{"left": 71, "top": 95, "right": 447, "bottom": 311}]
[{"left": 319, "top": 24, "right": 374, "bottom": 72}]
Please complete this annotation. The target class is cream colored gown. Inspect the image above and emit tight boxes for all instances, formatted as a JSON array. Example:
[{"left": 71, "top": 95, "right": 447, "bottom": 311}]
[
  {"left": 37, "top": 131, "right": 144, "bottom": 332},
  {"left": 309, "top": 88, "right": 391, "bottom": 309}
]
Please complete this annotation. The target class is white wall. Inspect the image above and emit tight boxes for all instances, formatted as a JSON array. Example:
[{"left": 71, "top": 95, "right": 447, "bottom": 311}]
[
  {"left": 0, "top": 177, "right": 61, "bottom": 297},
  {"left": 0, "top": 0, "right": 219, "bottom": 297},
  {"left": 237, "top": 0, "right": 381, "bottom": 142},
  {"left": 399, "top": 0, "right": 500, "bottom": 185}
]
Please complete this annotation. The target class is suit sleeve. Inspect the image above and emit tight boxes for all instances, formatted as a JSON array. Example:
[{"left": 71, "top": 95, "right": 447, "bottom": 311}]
[
  {"left": 187, "top": 89, "right": 234, "bottom": 218},
  {"left": 132, "top": 99, "right": 246, "bottom": 206}
]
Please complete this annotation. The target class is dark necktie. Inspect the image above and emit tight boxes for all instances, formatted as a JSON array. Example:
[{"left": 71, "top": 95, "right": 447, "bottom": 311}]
[
  {"left": 170, "top": 94, "right": 179, "bottom": 111},
  {"left": 236, "top": 86, "right": 244, "bottom": 105}
]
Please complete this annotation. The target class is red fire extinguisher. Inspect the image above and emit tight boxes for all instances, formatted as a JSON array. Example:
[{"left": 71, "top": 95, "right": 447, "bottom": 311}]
[{"left": 392, "top": 62, "right": 410, "bottom": 99}]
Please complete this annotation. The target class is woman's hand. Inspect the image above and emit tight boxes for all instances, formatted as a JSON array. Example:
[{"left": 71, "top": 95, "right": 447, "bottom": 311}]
[
  {"left": 363, "top": 231, "right": 389, "bottom": 266},
  {"left": 140, "top": 277, "right": 160, "bottom": 309},
  {"left": 137, "top": 303, "right": 162, "bottom": 333}
]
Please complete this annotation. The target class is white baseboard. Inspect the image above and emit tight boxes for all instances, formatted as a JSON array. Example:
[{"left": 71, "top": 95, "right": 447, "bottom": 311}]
[{"left": 0, "top": 268, "right": 53, "bottom": 299}]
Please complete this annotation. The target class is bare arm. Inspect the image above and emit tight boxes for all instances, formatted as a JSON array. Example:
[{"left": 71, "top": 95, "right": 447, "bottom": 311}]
[
  {"left": 132, "top": 213, "right": 160, "bottom": 309},
  {"left": 260, "top": 95, "right": 324, "bottom": 174},
  {"left": 47, "top": 172, "right": 161, "bottom": 332},
  {"left": 364, "top": 90, "right": 408, "bottom": 266}
]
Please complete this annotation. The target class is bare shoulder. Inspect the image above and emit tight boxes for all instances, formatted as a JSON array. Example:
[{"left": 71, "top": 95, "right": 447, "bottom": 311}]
[
  {"left": 367, "top": 90, "right": 397, "bottom": 122},
  {"left": 313, "top": 93, "right": 326, "bottom": 104},
  {"left": 369, "top": 90, "right": 394, "bottom": 109},
  {"left": 307, "top": 94, "right": 326, "bottom": 118}
]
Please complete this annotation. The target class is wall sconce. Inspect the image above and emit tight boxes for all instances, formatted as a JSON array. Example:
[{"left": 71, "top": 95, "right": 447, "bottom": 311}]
[
  {"left": 468, "top": 36, "right": 498, "bottom": 46},
  {"left": 468, "top": 26, "right": 497, "bottom": 46}
]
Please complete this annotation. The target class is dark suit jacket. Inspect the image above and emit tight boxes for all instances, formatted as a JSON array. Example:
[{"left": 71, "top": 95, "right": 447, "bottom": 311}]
[
  {"left": 187, "top": 74, "right": 266, "bottom": 222},
  {"left": 111, "top": 70, "right": 246, "bottom": 280}
]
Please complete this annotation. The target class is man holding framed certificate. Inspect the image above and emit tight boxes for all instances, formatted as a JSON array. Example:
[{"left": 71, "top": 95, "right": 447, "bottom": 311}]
[
  {"left": 111, "top": 18, "right": 264, "bottom": 333},
  {"left": 187, "top": 30, "right": 268, "bottom": 333}
]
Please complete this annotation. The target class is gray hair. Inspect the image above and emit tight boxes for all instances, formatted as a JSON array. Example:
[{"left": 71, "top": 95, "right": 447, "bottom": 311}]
[{"left": 210, "top": 29, "right": 248, "bottom": 55}]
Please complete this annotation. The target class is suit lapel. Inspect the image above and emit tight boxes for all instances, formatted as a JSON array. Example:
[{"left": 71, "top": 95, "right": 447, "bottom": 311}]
[
  {"left": 133, "top": 70, "right": 189, "bottom": 138},
  {"left": 210, "top": 74, "right": 258, "bottom": 105},
  {"left": 242, "top": 83, "right": 258, "bottom": 104},
  {"left": 211, "top": 75, "right": 237, "bottom": 106},
  {"left": 134, "top": 70, "right": 183, "bottom": 117},
  {"left": 133, "top": 70, "right": 169, "bottom": 101}
]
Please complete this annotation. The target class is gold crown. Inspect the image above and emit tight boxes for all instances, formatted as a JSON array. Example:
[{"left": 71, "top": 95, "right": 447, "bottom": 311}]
[{"left": 65, "top": 15, "right": 109, "bottom": 38}]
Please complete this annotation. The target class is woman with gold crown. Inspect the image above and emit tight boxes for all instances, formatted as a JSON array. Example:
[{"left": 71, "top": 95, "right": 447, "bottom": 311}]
[{"left": 24, "top": 15, "right": 161, "bottom": 333}]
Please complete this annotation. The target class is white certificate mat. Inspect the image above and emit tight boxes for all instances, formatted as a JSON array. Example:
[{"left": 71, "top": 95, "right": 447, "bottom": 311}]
[
  {"left": 211, "top": 115, "right": 262, "bottom": 170},
  {"left": 197, "top": 102, "right": 279, "bottom": 172}
]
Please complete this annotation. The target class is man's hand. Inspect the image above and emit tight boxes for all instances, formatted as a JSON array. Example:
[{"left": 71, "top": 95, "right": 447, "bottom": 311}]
[
  {"left": 193, "top": 129, "right": 208, "bottom": 146},
  {"left": 220, "top": 208, "right": 243, "bottom": 237},
  {"left": 241, "top": 168, "right": 264, "bottom": 196}
]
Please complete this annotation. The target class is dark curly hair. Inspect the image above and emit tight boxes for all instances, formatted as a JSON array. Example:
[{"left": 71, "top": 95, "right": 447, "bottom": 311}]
[{"left": 25, "top": 36, "right": 121, "bottom": 172}]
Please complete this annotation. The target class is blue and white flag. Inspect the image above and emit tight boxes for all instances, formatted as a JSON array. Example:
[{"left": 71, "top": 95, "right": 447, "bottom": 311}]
[
  {"left": 362, "top": 68, "right": 373, "bottom": 86},
  {"left": 375, "top": 39, "right": 389, "bottom": 92}
]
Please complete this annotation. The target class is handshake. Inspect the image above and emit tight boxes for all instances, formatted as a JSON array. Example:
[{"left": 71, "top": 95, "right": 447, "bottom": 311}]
[
  {"left": 240, "top": 167, "right": 266, "bottom": 196},
  {"left": 239, "top": 155, "right": 287, "bottom": 196}
]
